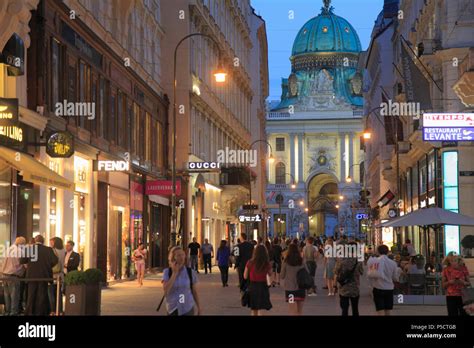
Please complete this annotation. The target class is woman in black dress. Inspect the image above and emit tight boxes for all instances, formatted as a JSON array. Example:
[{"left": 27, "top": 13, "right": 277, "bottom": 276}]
[{"left": 244, "top": 244, "right": 272, "bottom": 315}]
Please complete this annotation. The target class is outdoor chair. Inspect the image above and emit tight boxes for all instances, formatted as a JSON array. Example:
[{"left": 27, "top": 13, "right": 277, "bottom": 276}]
[{"left": 408, "top": 274, "right": 426, "bottom": 295}]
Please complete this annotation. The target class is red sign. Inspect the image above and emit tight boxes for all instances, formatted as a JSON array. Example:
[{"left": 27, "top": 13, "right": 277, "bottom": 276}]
[{"left": 145, "top": 180, "right": 181, "bottom": 196}]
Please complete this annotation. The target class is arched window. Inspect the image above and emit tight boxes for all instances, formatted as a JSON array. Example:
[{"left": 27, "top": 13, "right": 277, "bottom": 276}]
[{"left": 275, "top": 162, "right": 286, "bottom": 184}]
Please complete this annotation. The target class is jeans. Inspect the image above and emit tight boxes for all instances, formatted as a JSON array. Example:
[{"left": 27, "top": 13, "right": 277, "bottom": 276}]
[
  {"left": 3, "top": 278, "right": 20, "bottom": 315},
  {"left": 218, "top": 266, "right": 229, "bottom": 285},
  {"left": 190, "top": 255, "right": 199, "bottom": 271},
  {"left": 446, "top": 296, "right": 468, "bottom": 316},
  {"left": 305, "top": 261, "right": 317, "bottom": 292},
  {"left": 340, "top": 295, "right": 359, "bottom": 316},
  {"left": 203, "top": 254, "right": 212, "bottom": 274}
]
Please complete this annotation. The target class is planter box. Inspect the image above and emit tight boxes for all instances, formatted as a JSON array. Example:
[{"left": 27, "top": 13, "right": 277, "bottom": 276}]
[
  {"left": 65, "top": 284, "right": 102, "bottom": 316},
  {"left": 465, "top": 258, "right": 474, "bottom": 277}
]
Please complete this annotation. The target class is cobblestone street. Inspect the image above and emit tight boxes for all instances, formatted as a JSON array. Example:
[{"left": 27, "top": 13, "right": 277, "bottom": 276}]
[{"left": 102, "top": 260, "right": 447, "bottom": 316}]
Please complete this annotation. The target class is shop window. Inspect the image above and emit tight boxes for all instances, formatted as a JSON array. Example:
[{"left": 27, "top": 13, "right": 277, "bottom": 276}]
[{"left": 0, "top": 167, "right": 12, "bottom": 247}]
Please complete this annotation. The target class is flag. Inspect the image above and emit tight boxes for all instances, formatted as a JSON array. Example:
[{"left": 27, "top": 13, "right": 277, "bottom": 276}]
[
  {"left": 267, "top": 191, "right": 276, "bottom": 202},
  {"left": 400, "top": 40, "right": 432, "bottom": 110}
]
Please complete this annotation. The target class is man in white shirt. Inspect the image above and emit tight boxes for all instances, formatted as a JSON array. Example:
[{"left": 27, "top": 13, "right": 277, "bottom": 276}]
[
  {"left": 1, "top": 237, "right": 26, "bottom": 315},
  {"left": 367, "top": 244, "right": 399, "bottom": 316}
]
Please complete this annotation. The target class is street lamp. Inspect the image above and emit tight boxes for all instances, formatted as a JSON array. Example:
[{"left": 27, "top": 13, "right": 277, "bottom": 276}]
[{"left": 171, "top": 33, "right": 227, "bottom": 248}]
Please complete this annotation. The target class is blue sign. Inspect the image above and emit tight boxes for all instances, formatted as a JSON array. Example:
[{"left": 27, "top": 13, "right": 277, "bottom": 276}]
[
  {"left": 423, "top": 127, "right": 474, "bottom": 141},
  {"left": 356, "top": 213, "right": 368, "bottom": 220}
]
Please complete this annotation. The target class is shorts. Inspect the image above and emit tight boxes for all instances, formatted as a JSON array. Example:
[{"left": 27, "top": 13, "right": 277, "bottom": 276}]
[
  {"left": 273, "top": 261, "right": 282, "bottom": 273},
  {"left": 285, "top": 290, "right": 305, "bottom": 302},
  {"left": 372, "top": 288, "right": 394, "bottom": 311},
  {"left": 135, "top": 261, "right": 145, "bottom": 273}
]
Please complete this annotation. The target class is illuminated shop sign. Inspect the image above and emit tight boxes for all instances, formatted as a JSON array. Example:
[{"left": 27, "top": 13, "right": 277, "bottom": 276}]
[
  {"left": 238, "top": 214, "right": 262, "bottom": 223},
  {"left": 187, "top": 161, "right": 221, "bottom": 171},
  {"left": 423, "top": 113, "right": 474, "bottom": 127},
  {"left": 442, "top": 151, "right": 460, "bottom": 256},
  {"left": 93, "top": 160, "right": 129, "bottom": 172},
  {"left": 0, "top": 125, "right": 23, "bottom": 143},
  {"left": 423, "top": 127, "right": 474, "bottom": 141},
  {"left": 145, "top": 180, "right": 181, "bottom": 196},
  {"left": 0, "top": 98, "right": 19, "bottom": 125},
  {"left": 46, "top": 131, "right": 74, "bottom": 158},
  {"left": 0, "top": 33, "right": 24, "bottom": 76}
]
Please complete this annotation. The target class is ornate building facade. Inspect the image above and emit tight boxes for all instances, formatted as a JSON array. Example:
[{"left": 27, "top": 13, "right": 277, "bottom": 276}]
[{"left": 266, "top": 0, "right": 365, "bottom": 239}]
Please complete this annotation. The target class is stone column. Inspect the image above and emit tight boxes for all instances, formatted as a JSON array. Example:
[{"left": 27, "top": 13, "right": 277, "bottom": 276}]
[
  {"left": 349, "top": 132, "right": 354, "bottom": 179},
  {"left": 339, "top": 134, "right": 346, "bottom": 182},
  {"left": 289, "top": 133, "right": 295, "bottom": 182},
  {"left": 298, "top": 133, "right": 304, "bottom": 183}
]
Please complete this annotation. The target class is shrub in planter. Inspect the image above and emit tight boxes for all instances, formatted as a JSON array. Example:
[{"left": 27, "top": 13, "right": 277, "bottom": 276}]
[
  {"left": 65, "top": 269, "right": 102, "bottom": 316},
  {"left": 461, "top": 235, "right": 474, "bottom": 257}
]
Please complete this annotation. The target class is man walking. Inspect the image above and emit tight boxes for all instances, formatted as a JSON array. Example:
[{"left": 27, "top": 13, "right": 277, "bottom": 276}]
[
  {"left": 302, "top": 236, "right": 319, "bottom": 296},
  {"left": 188, "top": 237, "right": 201, "bottom": 273},
  {"left": 1, "top": 237, "right": 27, "bottom": 316},
  {"left": 235, "top": 232, "right": 254, "bottom": 289},
  {"left": 367, "top": 245, "right": 398, "bottom": 316},
  {"left": 201, "top": 239, "right": 214, "bottom": 274},
  {"left": 21, "top": 235, "right": 58, "bottom": 316}
]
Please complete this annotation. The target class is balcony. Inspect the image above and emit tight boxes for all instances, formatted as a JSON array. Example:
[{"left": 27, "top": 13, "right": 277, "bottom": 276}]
[{"left": 267, "top": 112, "right": 291, "bottom": 119}]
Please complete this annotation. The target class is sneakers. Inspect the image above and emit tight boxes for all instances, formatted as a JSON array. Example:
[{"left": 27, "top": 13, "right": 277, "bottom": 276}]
[{"left": 308, "top": 293, "right": 317, "bottom": 297}]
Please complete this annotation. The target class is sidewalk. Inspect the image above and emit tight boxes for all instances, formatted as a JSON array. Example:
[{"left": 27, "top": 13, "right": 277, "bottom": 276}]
[{"left": 101, "top": 261, "right": 447, "bottom": 316}]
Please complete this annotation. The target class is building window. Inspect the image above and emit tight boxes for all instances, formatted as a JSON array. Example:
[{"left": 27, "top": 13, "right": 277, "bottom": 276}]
[
  {"left": 98, "top": 76, "right": 106, "bottom": 138},
  {"left": 419, "top": 156, "right": 427, "bottom": 195},
  {"left": 428, "top": 151, "right": 435, "bottom": 192},
  {"left": 276, "top": 137, "right": 285, "bottom": 152},
  {"left": 412, "top": 162, "right": 419, "bottom": 204},
  {"left": 51, "top": 38, "right": 61, "bottom": 111},
  {"left": 133, "top": 103, "right": 140, "bottom": 158},
  {"left": 275, "top": 162, "right": 286, "bottom": 184},
  {"left": 109, "top": 89, "right": 117, "bottom": 143}
]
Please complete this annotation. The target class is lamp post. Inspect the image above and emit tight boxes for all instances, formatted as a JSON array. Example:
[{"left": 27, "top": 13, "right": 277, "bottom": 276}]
[{"left": 171, "top": 33, "right": 227, "bottom": 248}]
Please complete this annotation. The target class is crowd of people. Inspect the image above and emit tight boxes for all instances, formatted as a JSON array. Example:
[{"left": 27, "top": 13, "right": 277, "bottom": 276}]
[
  {"left": 160, "top": 232, "right": 472, "bottom": 317},
  {"left": 1, "top": 235, "right": 81, "bottom": 316}
]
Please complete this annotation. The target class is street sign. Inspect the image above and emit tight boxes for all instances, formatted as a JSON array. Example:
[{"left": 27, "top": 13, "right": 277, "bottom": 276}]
[
  {"left": 460, "top": 171, "right": 474, "bottom": 177},
  {"left": 243, "top": 204, "right": 258, "bottom": 210},
  {"left": 377, "top": 190, "right": 395, "bottom": 208},
  {"left": 423, "top": 127, "right": 474, "bottom": 141},
  {"left": 423, "top": 113, "right": 474, "bottom": 127}
]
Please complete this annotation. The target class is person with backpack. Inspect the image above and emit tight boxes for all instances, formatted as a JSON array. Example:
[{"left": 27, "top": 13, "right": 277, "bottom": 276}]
[
  {"left": 161, "top": 246, "right": 201, "bottom": 316},
  {"left": 281, "top": 244, "right": 306, "bottom": 315},
  {"left": 302, "top": 236, "right": 319, "bottom": 296},
  {"left": 367, "top": 244, "right": 399, "bottom": 316},
  {"left": 334, "top": 241, "right": 364, "bottom": 316},
  {"left": 243, "top": 244, "right": 273, "bottom": 315}
]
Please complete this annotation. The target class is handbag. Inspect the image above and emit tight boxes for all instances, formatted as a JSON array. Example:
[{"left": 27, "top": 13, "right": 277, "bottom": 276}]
[
  {"left": 461, "top": 286, "right": 474, "bottom": 305},
  {"left": 241, "top": 287, "right": 250, "bottom": 307},
  {"left": 297, "top": 265, "right": 314, "bottom": 290}
]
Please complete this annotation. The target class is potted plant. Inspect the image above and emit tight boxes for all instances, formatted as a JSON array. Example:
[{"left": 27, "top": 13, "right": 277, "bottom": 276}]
[{"left": 65, "top": 269, "right": 103, "bottom": 315}]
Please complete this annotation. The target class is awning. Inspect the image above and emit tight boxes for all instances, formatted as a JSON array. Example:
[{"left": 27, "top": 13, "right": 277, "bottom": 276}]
[
  {"left": 149, "top": 195, "right": 169, "bottom": 206},
  {"left": 0, "top": 146, "right": 75, "bottom": 191},
  {"left": 376, "top": 207, "right": 474, "bottom": 228}
]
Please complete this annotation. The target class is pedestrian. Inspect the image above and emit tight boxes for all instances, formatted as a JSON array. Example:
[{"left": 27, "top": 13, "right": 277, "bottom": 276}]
[
  {"left": 49, "top": 237, "right": 66, "bottom": 315},
  {"left": 132, "top": 243, "right": 147, "bottom": 286},
  {"left": 281, "top": 243, "right": 305, "bottom": 315},
  {"left": 187, "top": 237, "right": 201, "bottom": 273},
  {"left": 216, "top": 240, "right": 231, "bottom": 287},
  {"left": 271, "top": 237, "right": 283, "bottom": 286},
  {"left": 257, "top": 236, "right": 263, "bottom": 245},
  {"left": 235, "top": 233, "right": 255, "bottom": 289},
  {"left": 280, "top": 237, "right": 287, "bottom": 251},
  {"left": 1, "top": 237, "right": 27, "bottom": 316},
  {"left": 442, "top": 255, "right": 470, "bottom": 316},
  {"left": 367, "top": 245, "right": 398, "bottom": 316},
  {"left": 302, "top": 236, "right": 319, "bottom": 296},
  {"left": 64, "top": 241, "right": 80, "bottom": 274},
  {"left": 401, "top": 239, "right": 416, "bottom": 258},
  {"left": 243, "top": 244, "right": 272, "bottom": 315},
  {"left": 161, "top": 246, "right": 201, "bottom": 315},
  {"left": 21, "top": 235, "right": 58, "bottom": 316},
  {"left": 334, "top": 241, "right": 364, "bottom": 316},
  {"left": 201, "top": 238, "right": 214, "bottom": 274},
  {"left": 324, "top": 238, "right": 337, "bottom": 296}
]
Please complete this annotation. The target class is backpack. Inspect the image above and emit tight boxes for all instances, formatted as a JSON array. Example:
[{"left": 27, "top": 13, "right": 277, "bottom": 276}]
[
  {"left": 156, "top": 267, "right": 193, "bottom": 312},
  {"left": 297, "top": 265, "right": 314, "bottom": 290},
  {"left": 336, "top": 260, "right": 358, "bottom": 286}
]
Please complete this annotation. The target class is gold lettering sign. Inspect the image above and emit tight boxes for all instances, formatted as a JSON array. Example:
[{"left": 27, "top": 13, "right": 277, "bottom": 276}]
[
  {"left": 46, "top": 132, "right": 74, "bottom": 158},
  {"left": 0, "top": 126, "right": 23, "bottom": 142}
]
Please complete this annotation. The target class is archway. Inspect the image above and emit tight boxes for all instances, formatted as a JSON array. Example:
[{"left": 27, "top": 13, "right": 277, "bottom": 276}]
[{"left": 307, "top": 173, "right": 339, "bottom": 236}]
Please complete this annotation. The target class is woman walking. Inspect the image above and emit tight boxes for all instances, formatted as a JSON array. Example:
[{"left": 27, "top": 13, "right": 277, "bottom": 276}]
[
  {"left": 216, "top": 240, "right": 231, "bottom": 287},
  {"left": 272, "top": 238, "right": 283, "bottom": 286},
  {"left": 133, "top": 243, "right": 147, "bottom": 286},
  {"left": 324, "top": 237, "right": 337, "bottom": 296},
  {"left": 281, "top": 244, "right": 305, "bottom": 315},
  {"left": 243, "top": 244, "right": 273, "bottom": 316},
  {"left": 442, "top": 255, "right": 470, "bottom": 316},
  {"left": 334, "top": 242, "right": 364, "bottom": 316},
  {"left": 161, "top": 246, "right": 201, "bottom": 315}
]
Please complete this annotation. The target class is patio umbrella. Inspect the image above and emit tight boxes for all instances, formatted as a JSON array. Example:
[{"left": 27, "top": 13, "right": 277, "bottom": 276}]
[{"left": 376, "top": 207, "right": 474, "bottom": 228}]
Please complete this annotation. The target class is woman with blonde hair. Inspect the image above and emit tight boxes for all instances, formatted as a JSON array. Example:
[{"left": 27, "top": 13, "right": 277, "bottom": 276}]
[
  {"left": 160, "top": 246, "right": 201, "bottom": 315},
  {"left": 442, "top": 255, "right": 470, "bottom": 316}
]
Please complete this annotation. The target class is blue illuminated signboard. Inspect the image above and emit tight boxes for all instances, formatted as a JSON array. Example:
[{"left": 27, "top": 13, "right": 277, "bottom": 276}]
[
  {"left": 442, "top": 151, "right": 460, "bottom": 256},
  {"left": 423, "top": 127, "right": 474, "bottom": 141}
]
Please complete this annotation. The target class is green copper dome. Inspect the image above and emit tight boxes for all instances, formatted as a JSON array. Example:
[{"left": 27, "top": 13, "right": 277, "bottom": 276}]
[{"left": 291, "top": 5, "right": 362, "bottom": 56}]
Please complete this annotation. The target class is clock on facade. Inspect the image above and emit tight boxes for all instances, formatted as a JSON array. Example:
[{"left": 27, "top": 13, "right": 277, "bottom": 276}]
[{"left": 317, "top": 155, "right": 327, "bottom": 166}]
